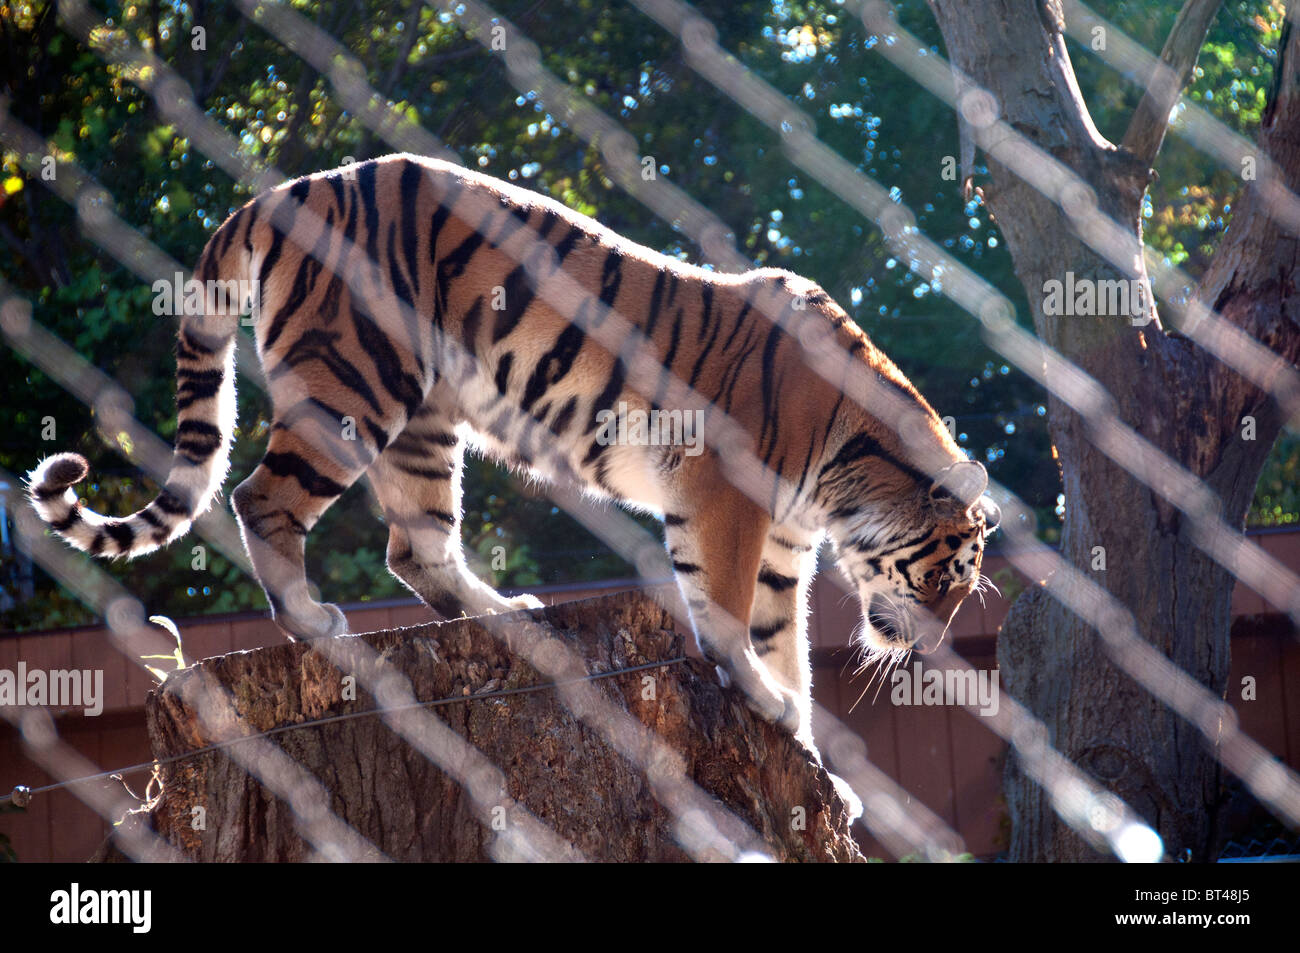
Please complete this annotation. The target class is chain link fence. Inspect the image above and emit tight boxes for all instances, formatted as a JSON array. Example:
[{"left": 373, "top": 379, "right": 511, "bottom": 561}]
[{"left": 1, "top": 0, "right": 1297, "bottom": 862}]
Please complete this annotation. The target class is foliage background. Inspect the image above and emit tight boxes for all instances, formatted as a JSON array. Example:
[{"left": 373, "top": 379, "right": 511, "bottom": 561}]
[{"left": 1, "top": 0, "right": 1295, "bottom": 630}]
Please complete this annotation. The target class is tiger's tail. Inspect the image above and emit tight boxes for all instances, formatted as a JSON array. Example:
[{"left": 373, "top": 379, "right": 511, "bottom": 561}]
[{"left": 26, "top": 239, "right": 242, "bottom": 559}]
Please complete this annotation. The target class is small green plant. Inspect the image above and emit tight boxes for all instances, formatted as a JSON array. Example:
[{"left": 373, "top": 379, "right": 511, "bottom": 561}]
[{"left": 140, "top": 615, "right": 188, "bottom": 683}]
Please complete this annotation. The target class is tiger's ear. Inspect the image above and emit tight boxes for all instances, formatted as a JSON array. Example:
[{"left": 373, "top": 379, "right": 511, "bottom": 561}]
[
  {"left": 929, "top": 460, "right": 988, "bottom": 509},
  {"left": 976, "top": 495, "right": 1001, "bottom": 531}
]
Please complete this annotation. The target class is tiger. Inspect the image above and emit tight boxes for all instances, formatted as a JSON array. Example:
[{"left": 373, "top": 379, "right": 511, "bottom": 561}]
[{"left": 28, "top": 153, "right": 999, "bottom": 818}]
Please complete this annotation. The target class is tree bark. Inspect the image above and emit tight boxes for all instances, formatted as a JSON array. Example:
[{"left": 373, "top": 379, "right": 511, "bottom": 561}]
[
  {"left": 927, "top": 1, "right": 1300, "bottom": 860},
  {"left": 141, "top": 591, "right": 863, "bottom": 862}
]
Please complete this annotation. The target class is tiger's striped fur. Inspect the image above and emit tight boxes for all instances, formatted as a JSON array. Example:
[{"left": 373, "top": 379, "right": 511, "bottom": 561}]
[{"left": 28, "top": 153, "right": 999, "bottom": 796}]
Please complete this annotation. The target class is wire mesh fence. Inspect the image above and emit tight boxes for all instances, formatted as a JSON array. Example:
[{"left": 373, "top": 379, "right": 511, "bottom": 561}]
[{"left": 1, "top": 0, "right": 1297, "bottom": 863}]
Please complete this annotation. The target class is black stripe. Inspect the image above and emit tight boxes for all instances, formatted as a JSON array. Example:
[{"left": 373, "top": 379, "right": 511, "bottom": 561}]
[
  {"left": 364, "top": 417, "right": 389, "bottom": 453},
  {"left": 532, "top": 207, "right": 564, "bottom": 243},
  {"left": 177, "top": 328, "right": 218, "bottom": 358},
  {"left": 548, "top": 395, "right": 578, "bottom": 436},
  {"left": 696, "top": 283, "right": 714, "bottom": 342},
  {"left": 462, "top": 296, "right": 485, "bottom": 354},
  {"left": 758, "top": 323, "right": 783, "bottom": 455},
  {"left": 817, "top": 432, "right": 928, "bottom": 485},
  {"left": 138, "top": 507, "right": 164, "bottom": 528},
  {"left": 175, "top": 420, "right": 224, "bottom": 462},
  {"left": 551, "top": 225, "right": 584, "bottom": 269},
  {"left": 319, "top": 273, "right": 343, "bottom": 325},
  {"left": 494, "top": 351, "right": 514, "bottom": 396},
  {"left": 644, "top": 270, "right": 668, "bottom": 338},
  {"left": 341, "top": 174, "right": 359, "bottom": 245},
  {"left": 716, "top": 328, "right": 761, "bottom": 412},
  {"left": 440, "top": 230, "right": 485, "bottom": 282},
  {"left": 654, "top": 303, "right": 684, "bottom": 407},
  {"left": 770, "top": 534, "right": 811, "bottom": 552},
  {"left": 262, "top": 450, "right": 347, "bottom": 498},
  {"left": 490, "top": 264, "right": 536, "bottom": 343},
  {"left": 688, "top": 298, "right": 723, "bottom": 387},
  {"left": 106, "top": 521, "right": 135, "bottom": 553},
  {"left": 758, "top": 567, "right": 798, "bottom": 592},
  {"left": 325, "top": 172, "right": 347, "bottom": 214},
  {"left": 214, "top": 207, "right": 242, "bottom": 259},
  {"left": 242, "top": 202, "right": 260, "bottom": 255},
  {"left": 265, "top": 251, "right": 323, "bottom": 351},
  {"left": 258, "top": 179, "right": 310, "bottom": 291},
  {"left": 750, "top": 621, "right": 786, "bottom": 642},
  {"left": 357, "top": 160, "right": 380, "bottom": 263},
  {"left": 351, "top": 306, "right": 423, "bottom": 415},
  {"left": 51, "top": 506, "right": 82, "bottom": 532},
  {"left": 719, "top": 300, "right": 752, "bottom": 358},
  {"left": 671, "top": 560, "right": 702, "bottom": 574},
  {"left": 257, "top": 232, "right": 286, "bottom": 301},
  {"left": 428, "top": 179, "right": 462, "bottom": 271},
  {"left": 278, "top": 328, "right": 384, "bottom": 415},
  {"left": 156, "top": 489, "right": 193, "bottom": 516},
  {"left": 399, "top": 161, "right": 423, "bottom": 297},
  {"left": 393, "top": 462, "right": 453, "bottom": 480},
  {"left": 520, "top": 323, "right": 585, "bottom": 411},
  {"left": 581, "top": 359, "right": 627, "bottom": 464},
  {"left": 388, "top": 220, "right": 414, "bottom": 308},
  {"left": 176, "top": 368, "right": 224, "bottom": 410},
  {"left": 597, "top": 250, "right": 624, "bottom": 313},
  {"left": 894, "top": 538, "right": 941, "bottom": 576},
  {"left": 790, "top": 438, "right": 817, "bottom": 507}
]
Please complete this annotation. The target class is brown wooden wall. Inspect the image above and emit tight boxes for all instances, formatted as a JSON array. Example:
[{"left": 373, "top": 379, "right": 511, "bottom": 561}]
[{"left": 3, "top": 528, "right": 1298, "bottom": 861}]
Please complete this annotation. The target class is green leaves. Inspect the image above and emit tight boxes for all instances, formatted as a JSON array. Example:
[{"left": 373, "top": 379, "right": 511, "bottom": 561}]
[{"left": 3, "top": 0, "right": 1296, "bottom": 631}]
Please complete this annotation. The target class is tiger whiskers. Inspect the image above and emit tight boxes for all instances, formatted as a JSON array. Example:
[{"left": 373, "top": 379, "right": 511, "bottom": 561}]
[
  {"left": 971, "top": 571, "right": 999, "bottom": 609},
  {"left": 847, "top": 596, "right": 913, "bottom": 712}
]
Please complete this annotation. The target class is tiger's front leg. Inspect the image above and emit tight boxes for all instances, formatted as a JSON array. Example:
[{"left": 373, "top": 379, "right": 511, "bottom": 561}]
[
  {"left": 748, "top": 529, "right": 819, "bottom": 750},
  {"left": 662, "top": 469, "right": 801, "bottom": 731},
  {"left": 748, "top": 528, "right": 864, "bottom": 822}
]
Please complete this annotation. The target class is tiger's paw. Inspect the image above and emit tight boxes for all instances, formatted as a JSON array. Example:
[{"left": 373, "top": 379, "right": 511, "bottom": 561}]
[
  {"left": 725, "top": 663, "right": 801, "bottom": 733},
  {"left": 505, "top": 593, "right": 545, "bottom": 611},
  {"left": 278, "top": 601, "right": 350, "bottom": 641},
  {"left": 828, "top": 772, "right": 864, "bottom": 824}
]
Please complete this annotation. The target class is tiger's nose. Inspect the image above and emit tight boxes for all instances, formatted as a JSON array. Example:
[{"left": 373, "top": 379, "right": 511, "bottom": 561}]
[
  {"left": 911, "top": 622, "right": 945, "bottom": 655},
  {"left": 867, "top": 594, "right": 908, "bottom": 645}
]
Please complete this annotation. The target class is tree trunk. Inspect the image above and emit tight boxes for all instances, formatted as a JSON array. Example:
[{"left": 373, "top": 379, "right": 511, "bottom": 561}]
[
  {"left": 141, "top": 591, "right": 863, "bottom": 862},
  {"left": 927, "top": 1, "right": 1300, "bottom": 860}
]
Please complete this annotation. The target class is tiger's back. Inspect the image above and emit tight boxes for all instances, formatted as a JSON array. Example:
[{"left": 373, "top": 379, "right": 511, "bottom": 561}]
[
  {"left": 29, "top": 154, "right": 999, "bottom": 811},
  {"left": 239, "top": 154, "right": 864, "bottom": 507}
]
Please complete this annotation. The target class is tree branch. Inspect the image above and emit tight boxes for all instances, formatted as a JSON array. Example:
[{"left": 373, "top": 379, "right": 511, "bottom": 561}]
[
  {"left": 1120, "top": 0, "right": 1224, "bottom": 169},
  {"left": 1190, "top": 11, "right": 1300, "bottom": 451}
]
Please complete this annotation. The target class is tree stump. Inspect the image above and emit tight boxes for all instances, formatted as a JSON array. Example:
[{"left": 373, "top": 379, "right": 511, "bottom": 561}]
[{"left": 142, "top": 591, "right": 863, "bottom": 862}]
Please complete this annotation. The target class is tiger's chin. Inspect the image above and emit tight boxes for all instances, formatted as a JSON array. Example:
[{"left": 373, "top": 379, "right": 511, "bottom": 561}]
[{"left": 853, "top": 631, "right": 914, "bottom": 678}]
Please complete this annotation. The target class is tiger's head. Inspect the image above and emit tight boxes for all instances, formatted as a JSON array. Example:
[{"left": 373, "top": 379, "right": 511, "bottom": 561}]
[{"left": 826, "top": 458, "right": 1000, "bottom": 663}]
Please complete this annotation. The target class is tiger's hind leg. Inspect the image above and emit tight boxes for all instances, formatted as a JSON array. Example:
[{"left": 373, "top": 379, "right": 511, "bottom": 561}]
[
  {"left": 367, "top": 401, "right": 542, "bottom": 620},
  {"left": 232, "top": 425, "right": 375, "bottom": 641}
]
